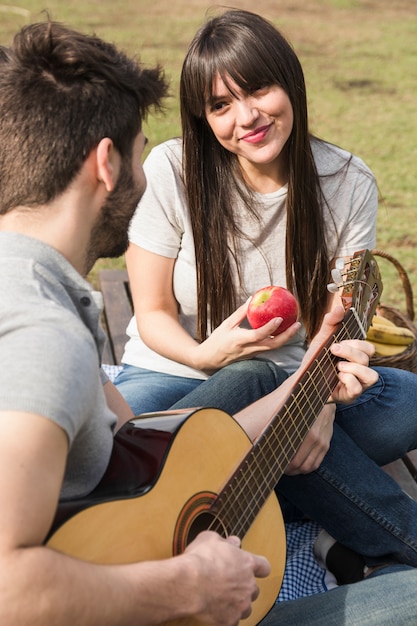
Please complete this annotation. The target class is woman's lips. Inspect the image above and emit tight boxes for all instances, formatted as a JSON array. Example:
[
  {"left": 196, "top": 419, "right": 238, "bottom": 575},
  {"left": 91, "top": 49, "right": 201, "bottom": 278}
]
[{"left": 240, "top": 124, "right": 272, "bottom": 143}]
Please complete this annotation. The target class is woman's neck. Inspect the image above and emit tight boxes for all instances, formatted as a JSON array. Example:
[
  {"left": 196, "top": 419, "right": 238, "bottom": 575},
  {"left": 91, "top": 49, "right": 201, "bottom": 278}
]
[{"left": 238, "top": 156, "right": 288, "bottom": 194}]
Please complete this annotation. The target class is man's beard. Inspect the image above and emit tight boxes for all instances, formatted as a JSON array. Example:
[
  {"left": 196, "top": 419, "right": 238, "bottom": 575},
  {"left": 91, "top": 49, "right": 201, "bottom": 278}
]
[{"left": 85, "top": 158, "right": 145, "bottom": 274}]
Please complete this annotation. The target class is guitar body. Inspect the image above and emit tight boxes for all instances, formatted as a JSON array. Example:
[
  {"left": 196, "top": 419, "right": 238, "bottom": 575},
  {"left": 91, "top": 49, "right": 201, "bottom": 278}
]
[{"left": 47, "top": 408, "right": 286, "bottom": 626}]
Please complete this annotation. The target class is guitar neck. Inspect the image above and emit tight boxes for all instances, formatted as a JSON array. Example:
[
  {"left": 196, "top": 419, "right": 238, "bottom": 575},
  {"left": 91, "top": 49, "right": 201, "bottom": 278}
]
[
  {"left": 262, "top": 308, "right": 362, "bottom": 474},
  {"left": 212, "top": 307, "right": 363, "bottom": 538}
]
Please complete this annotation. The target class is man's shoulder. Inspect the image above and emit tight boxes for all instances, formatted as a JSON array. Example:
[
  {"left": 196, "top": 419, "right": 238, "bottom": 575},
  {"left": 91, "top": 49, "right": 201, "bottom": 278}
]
[
  {"left": 0, "top": 242, "right": 100, "bottom": 401},
  {"left": 0, "top": 299, "right": 100, "bottom": 432}
]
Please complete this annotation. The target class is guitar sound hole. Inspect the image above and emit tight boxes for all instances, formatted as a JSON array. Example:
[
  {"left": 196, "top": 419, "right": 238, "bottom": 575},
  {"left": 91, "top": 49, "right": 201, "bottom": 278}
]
[
  {"left": 173, "top": 491, "right": 228, "bottom": 554},
  {"left": 187, "top": 511, "right": 228, "bottom": 544}
]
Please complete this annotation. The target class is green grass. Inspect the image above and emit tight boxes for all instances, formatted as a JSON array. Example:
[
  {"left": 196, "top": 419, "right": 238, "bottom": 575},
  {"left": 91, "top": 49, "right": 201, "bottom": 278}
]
[{"left": 1, "top": 0, "right": 416, "bottom": 315}]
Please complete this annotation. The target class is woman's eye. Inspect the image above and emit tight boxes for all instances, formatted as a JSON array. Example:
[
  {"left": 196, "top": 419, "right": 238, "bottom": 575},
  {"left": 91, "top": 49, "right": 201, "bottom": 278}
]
[{"left": 211, "top": 100, "right": 227, "bottom": 112}]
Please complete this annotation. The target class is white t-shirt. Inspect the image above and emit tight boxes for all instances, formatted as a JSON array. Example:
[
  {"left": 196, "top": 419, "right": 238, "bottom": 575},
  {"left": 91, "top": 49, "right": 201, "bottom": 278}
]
[{"left": 123, "top": 137, "right": 377, "bottom": 377}]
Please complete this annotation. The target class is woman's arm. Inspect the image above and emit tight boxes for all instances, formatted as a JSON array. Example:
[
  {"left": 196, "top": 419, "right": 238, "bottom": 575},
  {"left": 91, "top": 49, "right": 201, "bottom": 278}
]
[
  {"left": 126, "top": 243, "right": 301, "bottom": 373},
  {"left": 125, "top": 243, "right": 204, "bottom": 365}
]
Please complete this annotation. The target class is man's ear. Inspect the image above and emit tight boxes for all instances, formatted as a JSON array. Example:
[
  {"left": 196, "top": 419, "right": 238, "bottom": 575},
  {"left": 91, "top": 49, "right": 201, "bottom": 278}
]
[{"left": 96, "top": 138, "right": 120, "bottom": 193}]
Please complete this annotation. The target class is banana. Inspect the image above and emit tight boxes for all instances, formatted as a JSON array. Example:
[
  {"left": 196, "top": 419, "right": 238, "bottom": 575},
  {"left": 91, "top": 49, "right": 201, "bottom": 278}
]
[
  {"left": 370, "top": 341, "right": 409, "bottom": 357},
  {"left": 367, "top": 324, "right": 415, "bottom": 346},
  {"left": 371, "top": 315, "right": 396, "bottom": 328}
]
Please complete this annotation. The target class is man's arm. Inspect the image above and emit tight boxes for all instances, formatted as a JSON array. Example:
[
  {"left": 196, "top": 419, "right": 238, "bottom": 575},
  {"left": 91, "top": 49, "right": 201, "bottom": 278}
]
[
  {"left": 0, "top": 410, "right": 269, "bottom": 626},
  {"left": 103, "top": 379, "right": 135, "bottom": 430}
]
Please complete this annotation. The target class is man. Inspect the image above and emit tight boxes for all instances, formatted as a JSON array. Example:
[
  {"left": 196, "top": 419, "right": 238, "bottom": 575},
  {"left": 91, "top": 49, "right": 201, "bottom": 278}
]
[
  {"left": 0, "top": 19, "right": 270, "bottom": 624},
  {"left": 0, "top": 18, "right": 415, "bottom": 626}
]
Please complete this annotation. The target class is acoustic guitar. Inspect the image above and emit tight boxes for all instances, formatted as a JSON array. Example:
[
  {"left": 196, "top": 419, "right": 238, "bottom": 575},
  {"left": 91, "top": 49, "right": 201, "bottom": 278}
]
[{"left": 46, "top": 249, "right": 382, "bottom": 626}]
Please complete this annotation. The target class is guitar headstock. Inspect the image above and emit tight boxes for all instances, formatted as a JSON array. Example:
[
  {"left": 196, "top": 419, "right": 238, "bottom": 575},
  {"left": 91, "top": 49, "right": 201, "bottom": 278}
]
[{"left": 328, "top": 249, "right": 383, "bottom": 336}]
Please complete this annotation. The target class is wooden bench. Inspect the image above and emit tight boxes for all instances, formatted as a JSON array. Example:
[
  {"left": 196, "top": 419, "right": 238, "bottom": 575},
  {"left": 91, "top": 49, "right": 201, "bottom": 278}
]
[
  {"left": 99, "top": 269, "right": 132, "bottom": 366},
  {"left": 98, "top": 268, "right": 417, "bottom": 500}
]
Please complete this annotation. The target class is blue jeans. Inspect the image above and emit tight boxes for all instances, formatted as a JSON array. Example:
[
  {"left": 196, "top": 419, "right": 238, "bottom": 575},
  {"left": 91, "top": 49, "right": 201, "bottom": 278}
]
[
  {"left": 114, "top": 359, "right": 289, "bottom": 417},
  {"left": 116, "top": 361, "right": 417, "bottom": 568},
  {"left": 261, "top": 567, "right": 417, "bottom": 625},
  {"left": 114, "top": 364, "right": 203, "bottom": 415},
  {"left": 276, "top": 366, "right": 417, "bottom": 568}
]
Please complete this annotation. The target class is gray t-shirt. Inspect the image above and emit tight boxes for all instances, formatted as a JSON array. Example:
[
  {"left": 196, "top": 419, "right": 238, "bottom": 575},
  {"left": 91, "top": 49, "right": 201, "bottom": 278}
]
[
  {"left": 0, "top": 233, "right": 116, "bottom": 500},
  {"left": 123, "top": 137, "right": 377, "bottom": 376}
]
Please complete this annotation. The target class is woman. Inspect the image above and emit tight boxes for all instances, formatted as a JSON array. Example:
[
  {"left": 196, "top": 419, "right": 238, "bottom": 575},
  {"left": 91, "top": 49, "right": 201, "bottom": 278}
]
[
  {"left": 115, "top": 9, "right": 417, "bottom": 578},
  {"left": 116, "top": 9, "right": 377, "bottom": 409}
]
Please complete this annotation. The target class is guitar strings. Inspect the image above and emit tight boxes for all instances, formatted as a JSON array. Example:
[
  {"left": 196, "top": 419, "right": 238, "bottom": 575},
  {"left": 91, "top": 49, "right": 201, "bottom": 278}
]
[
  {"left": 204, "top": 255, "right": 380, "bottom": 537},
  {"left": 205, "top": 313, "right": 363, "bottom": 538}
]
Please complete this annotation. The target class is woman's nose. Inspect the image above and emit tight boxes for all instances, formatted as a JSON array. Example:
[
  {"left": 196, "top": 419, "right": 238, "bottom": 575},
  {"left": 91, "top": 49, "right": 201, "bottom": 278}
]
[{"left": 236, "top": 98, "right": 260, "bottom": 126}]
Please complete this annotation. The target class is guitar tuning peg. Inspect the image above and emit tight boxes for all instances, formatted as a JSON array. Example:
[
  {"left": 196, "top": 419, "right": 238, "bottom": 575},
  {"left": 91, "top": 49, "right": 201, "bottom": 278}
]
[
  {"left": 331, "top": 268, "right": 343, "bottom": 284},
  {"left": 327, "top": 282, "right": 340, "bottom": 293},
  {"left": 335, "top": 257, "right": 345, "bottom": 270}
]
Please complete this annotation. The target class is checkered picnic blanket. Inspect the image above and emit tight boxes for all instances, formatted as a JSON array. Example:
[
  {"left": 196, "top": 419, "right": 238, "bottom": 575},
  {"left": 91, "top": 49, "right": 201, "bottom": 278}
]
[
  {"left": 277, "top": 520, "right": 337, "bottom": 602},
  {"left": 102, "top": 364, "right": 123, "bottom": 383}
]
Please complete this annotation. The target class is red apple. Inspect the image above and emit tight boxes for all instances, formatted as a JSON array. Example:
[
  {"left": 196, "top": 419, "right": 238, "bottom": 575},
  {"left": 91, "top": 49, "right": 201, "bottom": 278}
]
[{"left": 247, "top": 286, "right": 299, "bottom": 336}]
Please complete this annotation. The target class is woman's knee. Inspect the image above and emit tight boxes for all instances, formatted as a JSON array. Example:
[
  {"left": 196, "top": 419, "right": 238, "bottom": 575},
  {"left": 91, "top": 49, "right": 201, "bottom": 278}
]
[
  {"left": 223, "top": 358, "right": 289, "bottom": 391},
  {"left": 114, "top": 365, "right": 201, "bottom": 415}
]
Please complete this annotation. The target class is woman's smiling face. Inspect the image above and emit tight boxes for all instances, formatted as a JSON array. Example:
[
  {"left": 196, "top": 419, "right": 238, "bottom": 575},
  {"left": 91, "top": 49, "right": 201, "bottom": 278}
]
[{"left": 205, "top": 73, "right": 294, "bottom": 177}]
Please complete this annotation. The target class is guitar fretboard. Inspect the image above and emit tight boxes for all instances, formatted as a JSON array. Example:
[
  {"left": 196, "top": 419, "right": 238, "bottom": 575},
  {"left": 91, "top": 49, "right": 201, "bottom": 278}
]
[{"left": 210, "top": 309, "right": 362, "bottom": 537}]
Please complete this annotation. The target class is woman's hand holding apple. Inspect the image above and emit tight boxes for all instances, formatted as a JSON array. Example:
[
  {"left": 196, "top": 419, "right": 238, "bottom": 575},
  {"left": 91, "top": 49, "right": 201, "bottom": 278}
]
[{"left": 192, "top": 299, "right": 301, "bottom": 373}]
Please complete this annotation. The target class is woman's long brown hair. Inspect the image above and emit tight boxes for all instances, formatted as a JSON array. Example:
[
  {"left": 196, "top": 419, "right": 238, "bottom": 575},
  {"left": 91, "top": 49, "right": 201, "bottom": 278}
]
[{"left": 180, "top": 9, "right": 332, "bottom": 343}]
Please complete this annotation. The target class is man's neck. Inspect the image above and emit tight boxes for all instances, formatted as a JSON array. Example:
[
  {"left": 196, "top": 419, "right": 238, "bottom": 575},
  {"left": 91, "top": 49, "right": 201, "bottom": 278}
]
[{"left": 0, "top": 206, "right": 90, "bottom": 276}]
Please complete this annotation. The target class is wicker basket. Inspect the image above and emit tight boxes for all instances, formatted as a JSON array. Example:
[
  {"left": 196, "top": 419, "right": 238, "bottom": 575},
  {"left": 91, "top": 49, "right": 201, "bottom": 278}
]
[{"left": 370, "top": 249, "right": 417, "bottom": 373}]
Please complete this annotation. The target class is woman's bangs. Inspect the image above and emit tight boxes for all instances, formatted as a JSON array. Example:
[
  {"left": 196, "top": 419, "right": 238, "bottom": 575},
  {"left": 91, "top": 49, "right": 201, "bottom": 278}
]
[{"left": 220, "top": 46, "right": 276, "bottom": 93}]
